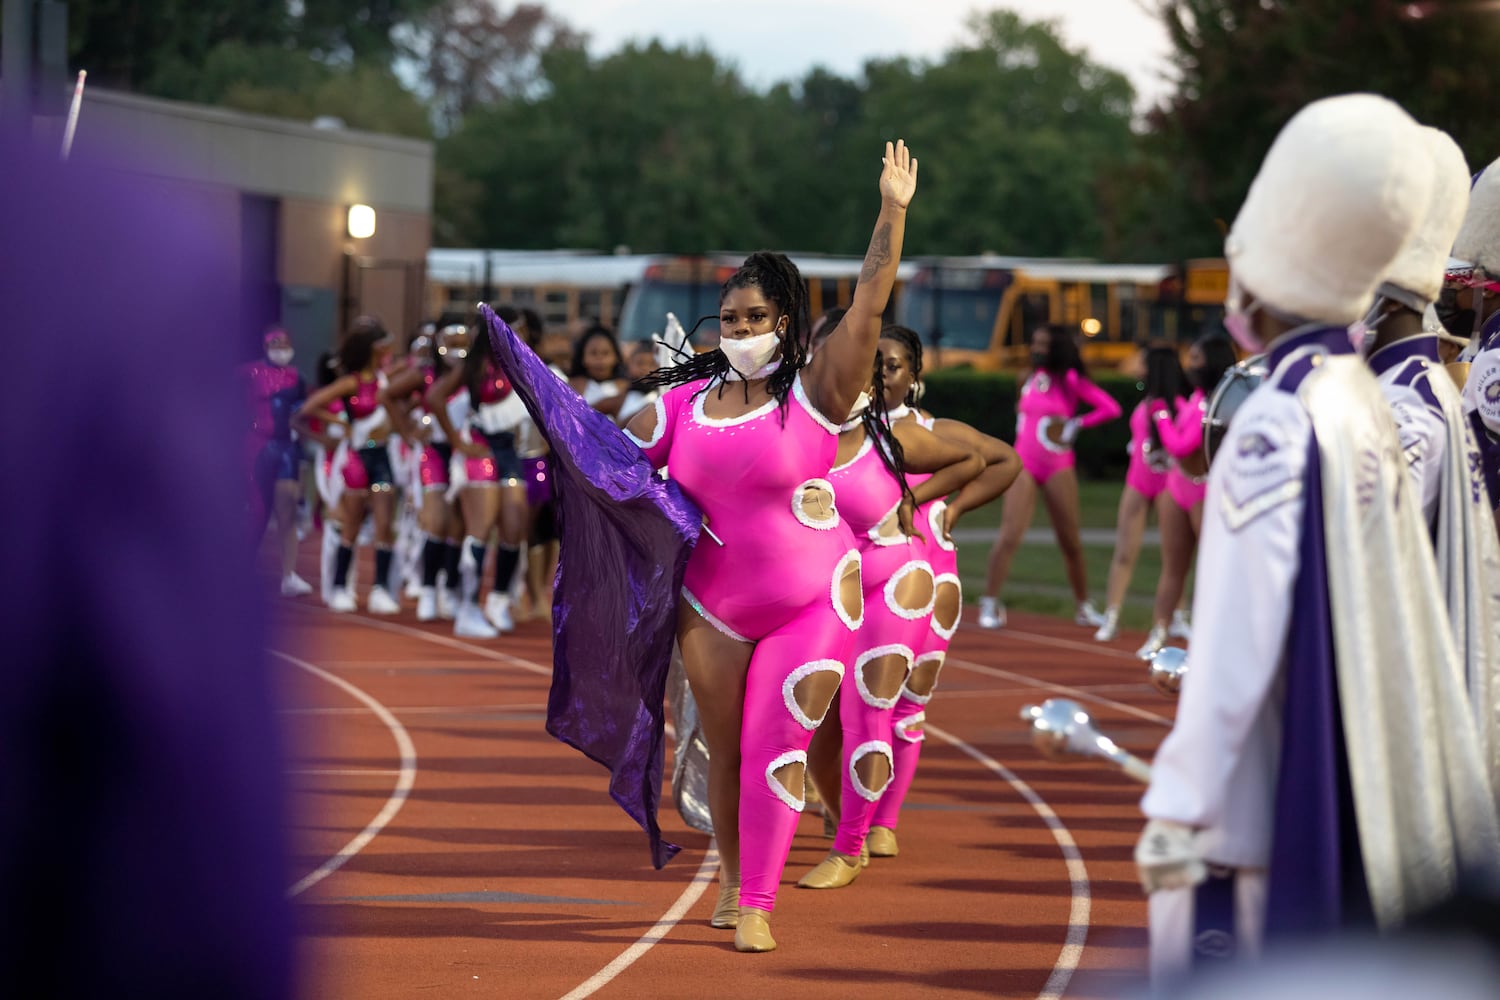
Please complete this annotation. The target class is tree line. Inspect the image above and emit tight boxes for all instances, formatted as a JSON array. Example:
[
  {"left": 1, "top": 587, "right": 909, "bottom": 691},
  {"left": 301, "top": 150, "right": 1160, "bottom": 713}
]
[{"left": 47, "top": 0, "right": 1500, "bottom": 260}]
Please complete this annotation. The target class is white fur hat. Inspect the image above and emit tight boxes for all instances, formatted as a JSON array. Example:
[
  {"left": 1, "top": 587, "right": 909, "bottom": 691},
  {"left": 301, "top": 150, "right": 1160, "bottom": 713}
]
[
  {"left": 1450, "top": 157, "right": 1500, "bottom": 272},
  {"left": 1225, "top": 94, "right": 1434, "bottom": 325},
  {"left": 1381, "top": 128, "right": 1470, "bottom": 304}
]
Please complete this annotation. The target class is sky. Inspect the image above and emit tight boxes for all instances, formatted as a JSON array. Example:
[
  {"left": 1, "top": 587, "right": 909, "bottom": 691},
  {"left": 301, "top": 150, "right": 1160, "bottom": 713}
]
[{"left": 541, "top": 0, "right": 1177, "bottom": 108}]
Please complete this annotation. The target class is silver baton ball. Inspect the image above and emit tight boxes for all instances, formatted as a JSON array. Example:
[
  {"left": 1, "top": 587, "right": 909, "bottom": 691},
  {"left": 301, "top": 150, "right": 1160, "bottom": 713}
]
[
  {"left": 1019, "top": 698, "right": 1153, "bottom": 784},
  {"left": 1147, "top": 646, "right": 1189, "bottom": 698}
]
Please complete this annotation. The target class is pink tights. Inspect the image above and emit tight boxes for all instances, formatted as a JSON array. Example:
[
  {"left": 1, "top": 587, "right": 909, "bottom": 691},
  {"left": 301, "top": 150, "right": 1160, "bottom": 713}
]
[{"left": 738, "top": 603, "right": 857, "bottom": 913}]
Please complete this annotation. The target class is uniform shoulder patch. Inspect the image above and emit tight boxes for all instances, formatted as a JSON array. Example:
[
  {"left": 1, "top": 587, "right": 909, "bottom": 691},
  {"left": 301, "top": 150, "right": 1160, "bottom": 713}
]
[
  {"left": 1217, "top": 400, "right": 1308, "bottom": 531},
  {"left": 1464, "top": 349, "right": 1500, "bottom": 434}
]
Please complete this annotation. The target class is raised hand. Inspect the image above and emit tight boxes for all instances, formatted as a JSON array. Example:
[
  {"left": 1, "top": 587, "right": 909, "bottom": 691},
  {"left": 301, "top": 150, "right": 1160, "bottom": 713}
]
[{"left": 879, "top": 139, "right": 918, "bottom": 209}]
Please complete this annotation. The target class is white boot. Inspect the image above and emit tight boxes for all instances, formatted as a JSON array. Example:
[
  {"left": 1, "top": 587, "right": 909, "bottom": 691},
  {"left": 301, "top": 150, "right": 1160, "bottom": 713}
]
[
  {"left": 281, "top": 572, "right": 313, "bottom": 598},
  {"left": 1093, "top": 606, "right": 1120, "bottom": 642},
  {"left": 1075, "top": 600, "right": 1107, "bottom": 628},
  {"left": 1136, "top": 625, "right": 1169, "bottom": 660},
  {"left": 367, "top": 585, "right": 401, "bottom": 615},
  {"left": 416, "top": 586, "right": 438, "bottom": 622},
  {"left": 977, "top": 596, "right": 1005, "bottom": 629},
  {"left": 484, "top": 591, "right": 515, "bottom": 633},
  {"left": 1169, "top": 609, "right": 1193, "bottom": 641},
  {"left": 328, "top": 588, "right": 356, "bottom": 613},
  {"left": 455, "top": 602, "right": 499, "bottom": 639},
  {"left": 320, "top": 521, "right": 341, "bottom": 605}
]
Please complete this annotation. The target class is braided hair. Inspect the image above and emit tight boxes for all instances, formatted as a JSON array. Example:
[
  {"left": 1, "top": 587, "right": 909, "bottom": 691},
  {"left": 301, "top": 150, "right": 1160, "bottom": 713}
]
[
  {"left": 633, "top": 251, "right": 811, "bottom": 419},
  {"left": 879, "top": 324, "right": 925, "bottom": 406},
  {"left": 860, "top": 348, "right": 919, "bottom": 512}
]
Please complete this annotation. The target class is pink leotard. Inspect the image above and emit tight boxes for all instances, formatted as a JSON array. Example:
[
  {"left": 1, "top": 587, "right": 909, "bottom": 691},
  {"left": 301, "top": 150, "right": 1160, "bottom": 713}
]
[
  {"left": 873, "top": 412, "right": 960, "bottom": 835},
  {"left": 1014, "top": 367, "right": 1121, "bottom": 484},
  {"left": 462, "top": 362, "right": 527, "bottom": 484},
  {"left": 341, "top": 375, "right": 391, "bottom": 491},
  {"left": 825, "top": 428, "right": 936, "bottom": 857},
  {"left": 1124, "top": 401, "right": 1171, "bottom": 501},
  {"left": 628, "top": 372, "right": 861, "bottom": 914},
  {"left": 1151, "top": 389, "right": 1208, "bottom": 511}
]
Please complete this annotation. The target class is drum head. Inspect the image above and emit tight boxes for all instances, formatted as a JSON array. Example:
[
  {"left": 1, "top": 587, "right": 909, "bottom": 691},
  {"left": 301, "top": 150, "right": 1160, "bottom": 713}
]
[{"left": 1203, "top": 356, "right": 1270, "bottom": 465}]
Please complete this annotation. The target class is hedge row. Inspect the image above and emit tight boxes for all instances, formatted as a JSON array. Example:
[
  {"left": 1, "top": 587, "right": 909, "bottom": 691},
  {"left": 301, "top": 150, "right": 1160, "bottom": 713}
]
[{"left": 921, "top": 370, "right": 1143, "bottom": 480}]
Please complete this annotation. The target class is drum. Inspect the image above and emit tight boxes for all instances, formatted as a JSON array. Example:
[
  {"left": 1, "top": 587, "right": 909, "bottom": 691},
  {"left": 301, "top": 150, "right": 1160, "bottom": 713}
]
[{"left": 1203, "top": 355, "right": 1270, "bottom": 465}]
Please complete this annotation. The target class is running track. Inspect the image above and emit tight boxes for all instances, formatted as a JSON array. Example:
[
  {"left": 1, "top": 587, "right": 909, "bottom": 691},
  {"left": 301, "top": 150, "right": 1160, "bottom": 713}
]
[{"left": 276, "top": 562, "right": 1174, "bottom": 999}]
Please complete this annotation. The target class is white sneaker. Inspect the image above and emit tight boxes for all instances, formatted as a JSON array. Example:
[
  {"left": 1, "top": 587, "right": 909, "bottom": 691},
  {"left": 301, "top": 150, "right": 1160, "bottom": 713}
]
[
  {"left": 416, "top": 586, "right": 438, "bottom": 622},
  {"left": 1169, "top": 610, "right": 1193, "bottom": 641},
  {"left": 977, "top": 596, "right": 1005, "bottom": 629},
  {"left": 455, "top": 603, "right": 499, "bottom": 639},
  {"left": 484, "top": 592, "right": 515, "bottom": 633},
  {"left": 280, "top": 573, "right": 313, "bottom": 598},
  {"left": 1136, "top": 625, "right": 1169, "bottom": 660},
  {"left": 1093, "top": 607, "right": 1120, "bottom": 642},
  {"left": 328, "top": 588, "right": 356, "bottom": 613},
  {"left": 403, "top": 576, "right": 424, "bottom": 601},
  {"left": 367, "top": 586, "right": 401, "bottom": 615},
  {"left": 1075, "top": 601, "right": 1107, "bottom": 628},
  {"left": 437, "top": 586, "right": 457, "bottom": 620}
]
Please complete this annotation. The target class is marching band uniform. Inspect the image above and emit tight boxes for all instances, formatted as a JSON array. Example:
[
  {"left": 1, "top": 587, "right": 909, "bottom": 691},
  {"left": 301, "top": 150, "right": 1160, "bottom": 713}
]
[
  {"left": 1367, "top": 130, "right": 1500, "bottom": 797},
  {"left": 1137, "top": 95, "right": 1500, "bottom": 989}
]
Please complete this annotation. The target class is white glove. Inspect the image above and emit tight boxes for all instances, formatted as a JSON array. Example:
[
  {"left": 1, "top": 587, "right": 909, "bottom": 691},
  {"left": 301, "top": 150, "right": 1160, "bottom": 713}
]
[
  {"left": 1134, "top": 818, "right": 1207, "bottom": 894},
  {"left": 1058, "top": 417, "right": 1082, "bottom": 446},
  {"left": 652, "top": 311, "right": 691, "bottom": 373}
]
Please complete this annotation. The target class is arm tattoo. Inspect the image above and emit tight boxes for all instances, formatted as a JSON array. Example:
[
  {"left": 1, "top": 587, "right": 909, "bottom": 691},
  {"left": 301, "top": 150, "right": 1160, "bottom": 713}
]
[{"left": 860, "top": 223, "right": 893, "bottom": 281}]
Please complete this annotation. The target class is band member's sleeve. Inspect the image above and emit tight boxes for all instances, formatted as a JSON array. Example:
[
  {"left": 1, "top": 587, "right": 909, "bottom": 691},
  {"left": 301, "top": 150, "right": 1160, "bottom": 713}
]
[
  {"left": 1142, "top": 395, "right": 1308, "bottom": 836},
  {"left": 1384, "top": 380, "right": 1446, "bottom": 523},
  {"left": 1066, "top": 369, "right": 1124, "bottom": 429}
]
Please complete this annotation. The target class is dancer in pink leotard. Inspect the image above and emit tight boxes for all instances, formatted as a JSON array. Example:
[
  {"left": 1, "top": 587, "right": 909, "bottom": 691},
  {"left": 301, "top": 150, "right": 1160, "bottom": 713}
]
[
  {"left": 619, "top": 140, "right": 918, "bottom": 953},
  {"left": 858, "top": 326, "right": 1021, "bottom": 860},
  {"left": 796, "top": 352, "right": 983, "bottom": 890},
  {"left": 1137, "top": 335, "right": 1237, "bottom": 657},
  {"left": 295, "top": 319, "right": 400, "bottom": 615},
  {"left": 980, "top": 324, "right": 1121, "bottom": 630},
  {"left": 1094, "top": 346, "right": 1179, "bottom": 643}
]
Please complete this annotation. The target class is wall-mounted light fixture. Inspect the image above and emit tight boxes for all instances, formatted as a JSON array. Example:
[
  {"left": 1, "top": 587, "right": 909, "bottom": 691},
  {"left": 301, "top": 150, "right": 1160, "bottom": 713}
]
[{"left": 347, "top": 203, "right": 376, "bottom": 240}]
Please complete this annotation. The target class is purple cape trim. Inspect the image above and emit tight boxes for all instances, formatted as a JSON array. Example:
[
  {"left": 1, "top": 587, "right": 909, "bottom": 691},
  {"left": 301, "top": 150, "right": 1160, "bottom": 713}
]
[
  {"left": 1264, "top": 436, "right": 1372, "bottom": 942},
  {"left": 481, "top": 306, "right": 701, "bottom": 869}
]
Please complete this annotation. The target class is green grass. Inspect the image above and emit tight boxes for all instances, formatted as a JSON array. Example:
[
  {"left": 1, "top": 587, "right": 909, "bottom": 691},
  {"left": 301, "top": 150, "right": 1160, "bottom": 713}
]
[{"left": 952, "top": 477, "right": 1193, "bottom": 632}]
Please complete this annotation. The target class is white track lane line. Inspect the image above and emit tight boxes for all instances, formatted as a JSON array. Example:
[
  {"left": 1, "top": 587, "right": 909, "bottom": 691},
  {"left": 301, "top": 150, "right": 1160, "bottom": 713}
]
[
  {"left": 295, "top": 609, "right": 714, "bottom": 997},
  {"left": 925, "top": 723, "right": 1090, "bottom": 1000},
  {"left": 274, "top": 649, "right": 418, "bottom": 897},
  {"left": 945, "top": 656, "right": 1174, "bottom": 727},
  {"left": 557, "top": 847, "right": 719, "bottom": 1000}
]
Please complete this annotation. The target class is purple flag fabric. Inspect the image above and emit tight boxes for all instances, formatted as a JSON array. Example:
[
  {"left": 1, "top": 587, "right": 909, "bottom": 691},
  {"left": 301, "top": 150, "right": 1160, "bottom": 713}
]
[{"left": 481, "top": 307, "right": 701, "bottom": 868}]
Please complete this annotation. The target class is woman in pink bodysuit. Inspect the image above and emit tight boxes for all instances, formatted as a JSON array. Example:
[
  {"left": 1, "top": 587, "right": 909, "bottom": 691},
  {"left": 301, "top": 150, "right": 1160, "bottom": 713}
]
[
  {"left": 858, "top": 326, "right": 1021, "bottom": 860},
  {"left": 1094, "top": 346, "right": 1180, "bottom": 643},
  {"left": 796, "top": 350, "right": 983, "bottom": 890},
  {"left": 980, "top": 325, "right": 1122, "bottom": 630},
  {"left": 621, "top": 140, "right": 918, "bottom": 953},
  {"left": 1137, "top": 335, "right": 1237, "bottom": 657}
]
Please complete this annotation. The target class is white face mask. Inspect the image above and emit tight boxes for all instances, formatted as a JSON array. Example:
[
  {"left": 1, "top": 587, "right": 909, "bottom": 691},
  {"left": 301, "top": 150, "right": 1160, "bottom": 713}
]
[
  {"left": 267, "top": 347, "right": 294, "bottom": 367},
  {"left": 719, "top": 330, "right": 781, "bottom": 377}
]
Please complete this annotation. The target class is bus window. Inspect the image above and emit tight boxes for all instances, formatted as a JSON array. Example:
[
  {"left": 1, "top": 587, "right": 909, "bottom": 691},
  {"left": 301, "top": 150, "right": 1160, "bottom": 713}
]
[
  {"left": 1015, "top": 292, "right": 1052, "bottom": 346},
  {"left": 618, "top": 279, "right": 722, "bottom": 346},
  {"left": 1116, "top": 284, "right": 1138, "bottom": 343}
]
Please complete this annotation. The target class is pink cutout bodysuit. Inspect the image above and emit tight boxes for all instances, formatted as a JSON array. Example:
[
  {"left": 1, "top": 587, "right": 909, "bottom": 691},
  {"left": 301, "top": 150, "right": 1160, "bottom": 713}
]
[
  {"left": 825, "top": 427, "right": 935, "bottom": 857},
  {"left": 873, "top": 412, "right": 958, "bottom": 836},
  {"left": 1124, "top": 401, "right": 1171, "bottom": 501},
  {"left": 629, "top": 373, "right": 861, "bottom": 914},
  {"left": 1152, "top": 389, "right": 1208, "bottom": 510},
  {"left": 1014, "top": 367, "right": 1121, "bottom": 484}
]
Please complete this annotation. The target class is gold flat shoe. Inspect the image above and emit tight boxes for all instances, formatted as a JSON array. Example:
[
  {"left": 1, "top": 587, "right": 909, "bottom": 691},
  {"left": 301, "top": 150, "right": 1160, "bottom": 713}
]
[
  {"left": 710, "top": 881, "right": 739, "bottom": 929},
  {"left": 734, "top": 908, "right": 777, "bottom": 952},
  {"left": 866, "top": 825, "right": 899, "bottom": 857},
  {"left": 796, "top": 852, "right": 862, "bottom": 889}
]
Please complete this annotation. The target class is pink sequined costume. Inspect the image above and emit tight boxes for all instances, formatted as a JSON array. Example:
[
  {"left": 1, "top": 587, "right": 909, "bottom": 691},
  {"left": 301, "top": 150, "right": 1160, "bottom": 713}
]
[
  {"left": 627, "top": 373, "right": 862, "bottom": 914},
  {"left": 824, "top": 423, "right": 936, "bottom": 858},
  {"left": 1014, "top": 367, "right": 1122, "bottom": 483},
  {"left": 1125, "top": 401, "right": 1172, "bottom": 501},
  {"left": 1151, "top": 389, "right": 1208, "bottom": 510}
]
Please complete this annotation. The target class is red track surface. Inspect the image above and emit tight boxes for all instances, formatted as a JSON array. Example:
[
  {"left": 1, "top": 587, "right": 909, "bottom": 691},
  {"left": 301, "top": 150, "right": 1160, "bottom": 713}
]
[{"left": 275, "top": 557, "right": 1174, "bottom": 999}]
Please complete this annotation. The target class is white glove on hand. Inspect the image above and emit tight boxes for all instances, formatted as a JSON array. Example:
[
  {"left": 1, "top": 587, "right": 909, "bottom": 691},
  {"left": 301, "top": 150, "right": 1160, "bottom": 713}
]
[
  {"left": 1134, "top": 818, "right": 1207, "bottom": 894},
  {"left": 652, "top": 311, "right": 691, "bottom": 373},
  {"left": 1059, "top": 417, "right": 1082, "bottom": 446}
]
